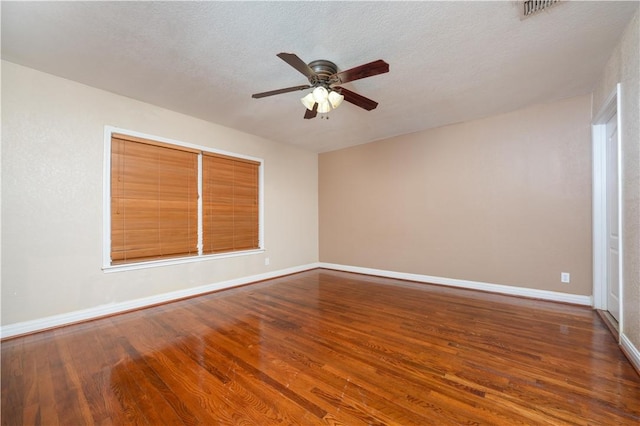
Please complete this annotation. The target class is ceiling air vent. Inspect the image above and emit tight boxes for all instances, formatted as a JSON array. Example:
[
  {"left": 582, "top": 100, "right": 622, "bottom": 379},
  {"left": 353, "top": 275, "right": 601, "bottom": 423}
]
[{"left": 522, "top": 0, "right": 560, "bottom": 17}]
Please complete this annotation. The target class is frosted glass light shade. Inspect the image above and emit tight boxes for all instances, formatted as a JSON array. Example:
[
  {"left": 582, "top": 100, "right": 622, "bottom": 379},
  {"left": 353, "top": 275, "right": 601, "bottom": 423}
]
[
  {"left": 301, "top": 92, "right": 315, "bottom": 110},
  {"left": 317, "top": 101, "right": 331, "bottom": 114},
  {"left": 328, "top": 91, "right": 344, "bottom": 109},
  {"left": 312, "top": 86, "right": 329, "bottom": 103}
]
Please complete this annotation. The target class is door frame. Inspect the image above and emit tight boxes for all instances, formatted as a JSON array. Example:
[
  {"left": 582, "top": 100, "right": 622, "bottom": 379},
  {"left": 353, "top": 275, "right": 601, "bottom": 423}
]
[{"left": 592, "top": 83, "right": 623, "bottom": 339}]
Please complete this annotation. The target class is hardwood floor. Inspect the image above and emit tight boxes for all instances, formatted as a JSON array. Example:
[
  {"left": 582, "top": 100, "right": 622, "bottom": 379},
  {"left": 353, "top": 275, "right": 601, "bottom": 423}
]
[{"left": 2, "top": 269, "right": 640, "bottom": 425}]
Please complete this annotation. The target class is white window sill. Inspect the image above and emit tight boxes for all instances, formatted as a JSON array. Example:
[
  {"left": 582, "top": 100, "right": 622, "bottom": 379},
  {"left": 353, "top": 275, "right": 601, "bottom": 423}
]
[{"left": 102, "top": 248, "right": 265, "bottom": 273}]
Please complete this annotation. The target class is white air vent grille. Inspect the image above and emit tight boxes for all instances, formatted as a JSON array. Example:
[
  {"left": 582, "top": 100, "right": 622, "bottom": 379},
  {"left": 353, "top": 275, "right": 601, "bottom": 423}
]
[{"left": 523, "top": 0, "right": 559, "bottom": 17}]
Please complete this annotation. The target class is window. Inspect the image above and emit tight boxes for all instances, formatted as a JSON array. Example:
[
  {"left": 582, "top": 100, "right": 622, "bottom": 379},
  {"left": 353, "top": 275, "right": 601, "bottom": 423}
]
[{"left": 105, "top": 129, "right": 262, "bottom": 269}]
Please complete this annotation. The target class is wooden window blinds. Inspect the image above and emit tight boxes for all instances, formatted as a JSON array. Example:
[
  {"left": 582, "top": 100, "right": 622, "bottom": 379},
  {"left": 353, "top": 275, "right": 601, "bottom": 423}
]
[
  {"left": 202, "top": 153, "right": 260, "bottom": 254},
  {"left": 110, "top": 134, "right": 260, "bottom": 265},
  {"left": 111, "top": 136, "right": 199, "bottom": 264}
]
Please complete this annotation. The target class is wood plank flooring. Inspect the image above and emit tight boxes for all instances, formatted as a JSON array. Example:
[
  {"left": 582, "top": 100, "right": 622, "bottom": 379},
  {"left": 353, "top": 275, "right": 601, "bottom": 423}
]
[{"left": 2, "top": 269, "right": 640, "bottom": 425}]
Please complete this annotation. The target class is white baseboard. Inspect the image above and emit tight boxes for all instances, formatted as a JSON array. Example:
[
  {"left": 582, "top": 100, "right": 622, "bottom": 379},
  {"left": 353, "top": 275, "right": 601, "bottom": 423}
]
[
  {"left": 1, "top": 263, "right": 320, "bottom": 339},
  {"left": 318, "top": 263, "right": 593, "bottom": 306},
  {"left": 621, "top": 333, "right": 640, "bottom": 373}
]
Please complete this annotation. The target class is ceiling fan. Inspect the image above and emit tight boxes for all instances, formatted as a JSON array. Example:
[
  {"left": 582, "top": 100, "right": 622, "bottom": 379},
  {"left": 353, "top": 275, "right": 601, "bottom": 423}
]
[{"left": 251, "top": 53, "right": 389, "bottom": 119}]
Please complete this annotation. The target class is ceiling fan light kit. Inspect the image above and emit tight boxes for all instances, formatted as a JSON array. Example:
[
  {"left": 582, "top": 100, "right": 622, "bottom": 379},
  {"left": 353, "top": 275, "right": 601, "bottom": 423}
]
[
  {"left": 300, "top": 86, "right": 344, "bottom": 114},
  {"left": 252, "top": 52, "right": 389, "bottom": 119}
]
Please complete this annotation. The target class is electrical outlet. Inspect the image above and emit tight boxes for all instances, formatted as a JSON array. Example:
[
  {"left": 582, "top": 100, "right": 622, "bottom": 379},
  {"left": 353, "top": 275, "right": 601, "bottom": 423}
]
[
  {"left": 265, "top": 257, "right": 270, "bottom": 266},
  {"left": 561, "top": 272, "right": 570, "bottom": 283}
]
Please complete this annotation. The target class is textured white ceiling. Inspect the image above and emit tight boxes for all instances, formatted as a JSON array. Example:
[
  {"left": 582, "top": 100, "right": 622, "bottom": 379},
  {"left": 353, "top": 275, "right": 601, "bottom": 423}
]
[{"left": 2, "top": 1, "right": 637, "bottom": 152}]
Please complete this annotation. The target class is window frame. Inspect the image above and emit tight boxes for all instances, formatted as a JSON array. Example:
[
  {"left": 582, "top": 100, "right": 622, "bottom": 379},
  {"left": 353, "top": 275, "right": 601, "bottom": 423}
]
[{"left": 102, "top": 126, "right": 264, "bottom": 272}]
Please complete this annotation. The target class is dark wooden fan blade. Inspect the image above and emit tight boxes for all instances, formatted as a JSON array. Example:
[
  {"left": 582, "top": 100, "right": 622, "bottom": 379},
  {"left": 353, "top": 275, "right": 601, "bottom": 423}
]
[
  {"left": 252, "top": 84, "right": 310, "bottom": 99},
  {"left": 277, "top": 53, "right": 317, "bottom": 79},
  {"left": 333, "top": 59, "right": 389, "bottom": 84},
  {"left": 334, "top": 87, "right": 378, "bottom": 111},
  {"left": 304, "top": 103, "right": 318, "bottom": 119}
]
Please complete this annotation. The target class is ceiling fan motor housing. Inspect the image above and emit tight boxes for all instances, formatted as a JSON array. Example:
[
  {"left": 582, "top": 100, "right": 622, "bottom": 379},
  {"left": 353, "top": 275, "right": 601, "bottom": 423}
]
[{"left": 307, "top": 60, "right": 339, "bottom": 86}]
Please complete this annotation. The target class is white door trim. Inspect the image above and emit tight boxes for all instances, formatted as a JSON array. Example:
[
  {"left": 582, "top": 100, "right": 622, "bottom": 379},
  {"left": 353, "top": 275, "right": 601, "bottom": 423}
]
[{"left": 592, "top": 84, "right": 623, "bottom": 338}]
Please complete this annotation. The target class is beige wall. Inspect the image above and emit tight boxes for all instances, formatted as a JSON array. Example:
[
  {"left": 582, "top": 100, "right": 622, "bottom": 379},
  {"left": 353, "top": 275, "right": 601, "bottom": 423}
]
[
  {"left": 593, "top": 9, "right": 640, "bottom": 353},
  {"left": 320, "top": 94, "right": 593, "bottom": 295},
  {"left": 1, "top": 61, "right": 318, "bottom": 326}
]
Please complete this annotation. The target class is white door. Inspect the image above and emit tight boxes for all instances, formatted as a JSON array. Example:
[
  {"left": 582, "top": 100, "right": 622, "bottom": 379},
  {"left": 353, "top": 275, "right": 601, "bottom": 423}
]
[{"left": 606, "top": 112, "right": 620, "bottom": 322}]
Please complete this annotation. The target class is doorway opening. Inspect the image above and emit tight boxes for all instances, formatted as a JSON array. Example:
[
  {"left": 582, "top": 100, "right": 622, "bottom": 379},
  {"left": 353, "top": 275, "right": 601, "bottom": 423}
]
[{"left": 592, "top": 84, "right": 623, "bottom": 341}]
